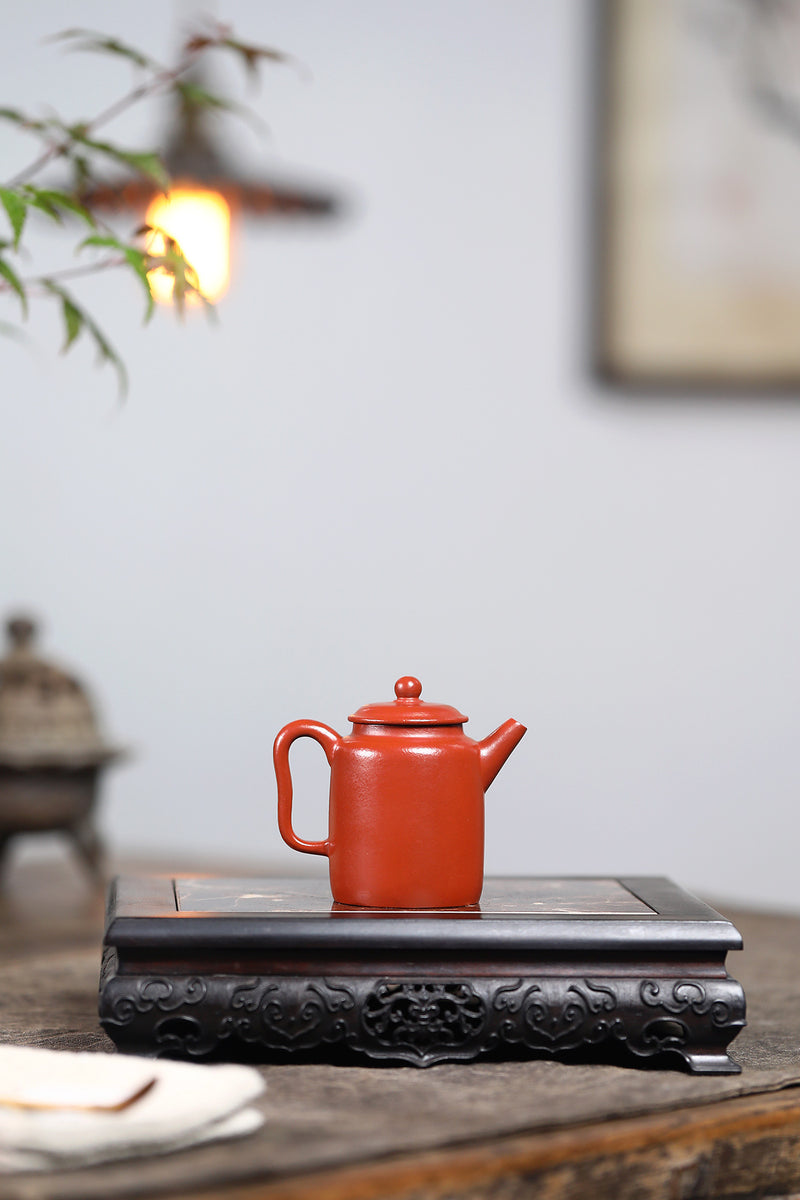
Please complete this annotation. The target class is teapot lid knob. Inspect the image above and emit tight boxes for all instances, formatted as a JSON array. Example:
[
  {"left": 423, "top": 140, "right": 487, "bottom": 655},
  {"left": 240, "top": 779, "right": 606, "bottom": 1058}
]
[
  {"left": 395, "top": 676, "right": 422, "bottom": 700},
  {"left": 350, "top": 676, "right": 467, "bottom": 725}
]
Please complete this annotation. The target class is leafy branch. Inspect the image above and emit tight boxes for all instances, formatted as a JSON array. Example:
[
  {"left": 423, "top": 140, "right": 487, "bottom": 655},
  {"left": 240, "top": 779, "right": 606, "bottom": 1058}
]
[{"left": 0, "top": 20, "right": 294, "bottom": 394}]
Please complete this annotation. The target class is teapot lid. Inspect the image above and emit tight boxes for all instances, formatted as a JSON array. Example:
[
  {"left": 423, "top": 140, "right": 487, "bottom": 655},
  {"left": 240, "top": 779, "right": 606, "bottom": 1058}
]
[{"left": 349, "top": 677, "right": 468, "bottom": 726}]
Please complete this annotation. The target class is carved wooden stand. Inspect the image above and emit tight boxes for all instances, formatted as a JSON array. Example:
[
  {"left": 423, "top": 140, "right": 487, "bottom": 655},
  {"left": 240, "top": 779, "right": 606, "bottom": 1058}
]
[{"left": 99, "top": 876, "right": 746, "bottom": 1074}]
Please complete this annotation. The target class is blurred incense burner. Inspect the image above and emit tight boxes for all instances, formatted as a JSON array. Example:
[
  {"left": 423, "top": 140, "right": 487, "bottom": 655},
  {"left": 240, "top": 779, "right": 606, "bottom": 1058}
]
[{"left": 0, "top": 615, "right": 125, "bottom": 879}]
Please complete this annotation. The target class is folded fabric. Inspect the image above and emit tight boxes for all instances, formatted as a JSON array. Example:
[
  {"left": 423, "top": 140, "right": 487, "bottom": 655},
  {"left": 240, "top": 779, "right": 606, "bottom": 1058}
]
[{"left": 0, "top": 1045, "right": 265, "bottom": 1172}]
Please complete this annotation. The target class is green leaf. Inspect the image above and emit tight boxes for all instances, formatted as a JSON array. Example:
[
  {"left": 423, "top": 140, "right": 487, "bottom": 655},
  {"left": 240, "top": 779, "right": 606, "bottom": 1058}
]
[
  {"left": 121, "top": 247, "right": 154, "bottom": 323},
  {"left": 222, "top": 37, "right": 297, "bottom": 80},
  {"left": 85, "top": 316, "right": 127, "bottom": 397},
  {"left": 174, "top": 80, "right": 268, "bottom": 135},
  {"left": 49, "top": 29, "right": 158, "bottom": 71},
  {"left": 115, "top": 151, "right": 169, "bottom": 191},
  {"left": 42, "top": 279, "right": 127, "bottom": 397},
  {"left": 78, "top": 234, "right": 125, "bottom": 252},
  {"left": 175, "top": 80, "right": 227, "bottom": 109},
  {"left": 61, "top": 295, "right": 83, "bottom": 350},
  {"left": 21, "top": 187, "right": 94, "bottom": 228},
  {"left": 182, "top": 31, "right": 303, "bottom": 82},
  {"left": 67, "top": 130, "right": 170, "bottom": 191},
  {"left": 145, "top": 235, "right": 205, "bottom": 317},
  {"left": 79, "top": 235, "right": 154, "bottom": 322},
  {"left": 196, "top": 288, "right": 218, "bottom": 322},
  {"left": 0, "top": 188, "right": 27, "bottom": 250},
  {"left": 0, "top": 107, "right": 46, "bottom": 132},
  {"left": 41, "top": 280, "right": 82, "bottom": 350},
  {"left": 22, "top": 190, "right": 62, "bottom": 223},
  {"left": 0, "top": 256, "right": 27, "bottom": 317},
  {"left": 31, "top": 189, "right": 95, "bottom": 227},
  {"left": 224, "top": 37, "right": 292, "bottom": 65},
  {"left": 71, "top": 155, "right": 92, "bottom": 191}
]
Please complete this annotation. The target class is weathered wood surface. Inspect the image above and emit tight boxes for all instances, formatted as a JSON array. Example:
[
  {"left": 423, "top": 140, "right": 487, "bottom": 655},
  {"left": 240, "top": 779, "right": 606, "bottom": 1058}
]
[{"left": 2, "top": 858, "right": 800, "bottom": 1199}]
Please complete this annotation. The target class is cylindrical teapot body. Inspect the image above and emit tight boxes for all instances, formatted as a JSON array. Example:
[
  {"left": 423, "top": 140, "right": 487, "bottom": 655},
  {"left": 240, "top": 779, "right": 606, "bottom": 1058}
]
[
  {"left": 273, "top": 676, "right": 526, "bottom": 909},
  {"left": 329, "top": 724, "right": 484, "bottom": 908}
]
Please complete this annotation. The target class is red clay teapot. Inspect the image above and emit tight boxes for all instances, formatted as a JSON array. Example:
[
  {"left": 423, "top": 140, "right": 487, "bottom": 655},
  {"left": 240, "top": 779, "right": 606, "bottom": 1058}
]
[{"left": 273, "top": 676, "right": 526, "bottom": 908}]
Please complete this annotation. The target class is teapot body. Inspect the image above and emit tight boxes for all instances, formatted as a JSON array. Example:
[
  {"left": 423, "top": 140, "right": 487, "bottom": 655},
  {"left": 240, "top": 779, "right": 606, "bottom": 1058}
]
[
  {"left": 328, "top": 724, "right": 484, "bottom": 908},
  {"left": 273, "top": 677, "right": 526, "bottom": 909}
]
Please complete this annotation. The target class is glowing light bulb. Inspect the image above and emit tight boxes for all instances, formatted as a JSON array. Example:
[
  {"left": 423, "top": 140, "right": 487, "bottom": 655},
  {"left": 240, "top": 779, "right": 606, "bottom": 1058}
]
[{"left": 145, "top": 188, "right": 231, "bottom": 304}]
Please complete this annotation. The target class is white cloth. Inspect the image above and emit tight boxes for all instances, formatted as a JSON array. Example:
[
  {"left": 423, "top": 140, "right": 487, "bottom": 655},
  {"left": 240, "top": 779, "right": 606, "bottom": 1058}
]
[{"left": 0, "top": 1045, "right": 265, "bottom": 1172}]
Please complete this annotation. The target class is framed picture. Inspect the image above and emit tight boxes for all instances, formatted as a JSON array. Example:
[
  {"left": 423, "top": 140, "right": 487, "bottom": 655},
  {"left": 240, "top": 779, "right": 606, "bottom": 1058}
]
[{"left": 595, "top": 0, "right": 800, "bottom": 388}]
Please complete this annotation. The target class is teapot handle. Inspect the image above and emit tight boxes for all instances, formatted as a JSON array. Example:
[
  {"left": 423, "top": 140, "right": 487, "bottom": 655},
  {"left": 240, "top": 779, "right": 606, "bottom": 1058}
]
[{"left": 273, "top": 720, "right": 340, "bottom": 857}]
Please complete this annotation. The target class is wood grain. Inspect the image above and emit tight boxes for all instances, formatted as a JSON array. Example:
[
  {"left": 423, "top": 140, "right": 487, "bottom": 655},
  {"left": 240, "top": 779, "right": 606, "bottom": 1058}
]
[{"left": 153, "top": 1088, "right": 800, "bottom": 1200}]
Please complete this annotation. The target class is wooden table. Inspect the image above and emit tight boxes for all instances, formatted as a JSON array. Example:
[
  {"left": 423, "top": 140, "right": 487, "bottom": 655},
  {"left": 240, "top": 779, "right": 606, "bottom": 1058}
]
[{"left": 3, "top": 856, "right": 800, "bottom": 1200}]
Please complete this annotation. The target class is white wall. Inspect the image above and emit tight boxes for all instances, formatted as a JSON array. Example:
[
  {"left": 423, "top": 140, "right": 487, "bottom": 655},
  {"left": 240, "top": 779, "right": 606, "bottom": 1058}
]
[{"left": 1, "top": 1, "right": 798, "bottom": 909}]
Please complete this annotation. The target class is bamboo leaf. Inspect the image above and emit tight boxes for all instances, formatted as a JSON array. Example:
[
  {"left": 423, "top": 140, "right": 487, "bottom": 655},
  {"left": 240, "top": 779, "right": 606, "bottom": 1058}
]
[
  {"left": 167, "top": 248, "right": 188, "bottom": 317},
  {"left": 79, "top": 233, "right": 125, "bottom": 252},
  {"left": 22, "top": 187, "right": 95, "bottom": 228},
  {"left": 121, "top": 246, "right": 154, "bottom": 323},
  {"left": 48, "top": 29, "right": 158, "bottom": 70},
  {"left": 0, "top": 256, "right": 28, "bottom": 317},
  {"left": 78, "top": 235, "right": 154, "bottom": 324},
  {"left": 175, "top": 80, "right": 229, "bottom": 109},
  {"left": 61, "top": 295, "right": 83, "bottom": 350},
  {"left": 22, "top": 190, "right": 62, "bottom": 223},
  {"left": 174, "top": 80, "right": 268, "bottom": 135},
  {"left": 195, "top": 288, "right": 218, "bottom": 322},
  {"left": 182, "top": 31, "right": 303, "bottom": 82},
  {"left": 42, "top": 279, "right": 82, "bottom": 350},
  {"left": 145, "top": 234, "right": 205, "bottom": 317},
  {"left": 21, "top": 186, "right": 94, "bottom": 228},
  {"left": 0, "top": 107, "right": 46, "bottom": 132},
  {"left": 115, "top": 151, "right": 169, "bottom": 191},
  {"left": 0, "top": 106, "right": 27, "bottom": 125},
  {"left": 71, "top": 155, "right": 92, "bottom": 191},
  {"left": 0, "top": 188, "right": 27, "bottom": 249},
  {"left": 222, "top": 37, "right": 296, "bottom": 78},
  {"left": 182, "top": 35, "right": 215, "bottom": 54},
  {"left": 85, "top": 316, "right": 127, "bottom": 396},
  {"left": 43, "top": 279, "right": 127, "bottom": 396},
  {"left": 68, "top": 130, "right": 170, "bottom": 191}
]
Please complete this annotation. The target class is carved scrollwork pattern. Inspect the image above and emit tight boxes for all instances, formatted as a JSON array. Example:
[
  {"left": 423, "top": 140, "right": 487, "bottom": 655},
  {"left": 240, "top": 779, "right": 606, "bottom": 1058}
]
[
  {"left": 99, "top": 969, "right": 745, "bottom": 1073},
  {"left": 492, "top": 979, "right": 626, "bottom": 1052},
  {"left": 641, "top": 980, "right": 710, "bottom": 1015},
  {"left": 640, "top": 980, "right": 740, "bottom": 1029},
  {"left": 219, "top": 979, "right": 355, "bottom": 1050},
  {"left": 102, "top": 956, "right": 207, "bottom": 1027}
]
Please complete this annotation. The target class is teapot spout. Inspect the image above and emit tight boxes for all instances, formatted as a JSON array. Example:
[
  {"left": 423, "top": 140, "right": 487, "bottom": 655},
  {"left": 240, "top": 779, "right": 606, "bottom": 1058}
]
[{"left": 478, "top": 718, "right": 526, "bottom": 791}]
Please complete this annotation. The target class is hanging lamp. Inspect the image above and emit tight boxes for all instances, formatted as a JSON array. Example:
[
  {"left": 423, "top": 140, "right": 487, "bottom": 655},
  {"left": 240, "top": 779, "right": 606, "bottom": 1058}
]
[{"left": 77, "top": 76, "right": 341, "bottom": 304}]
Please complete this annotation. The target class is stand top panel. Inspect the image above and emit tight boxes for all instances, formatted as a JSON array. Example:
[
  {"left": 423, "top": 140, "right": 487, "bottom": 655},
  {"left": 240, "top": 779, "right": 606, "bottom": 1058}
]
[
  {"left": 176, "top": 876, "right": 656, "bottom": 916},
  {"left": 104, "top": 876, "right": 743, "bottom": 955}
]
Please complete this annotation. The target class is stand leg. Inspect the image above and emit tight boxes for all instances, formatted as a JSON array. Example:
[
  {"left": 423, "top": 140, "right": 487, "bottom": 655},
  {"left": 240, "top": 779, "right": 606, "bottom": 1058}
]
[{"left": 679, "top": 1047, "right": 742, "bottom": 1075}]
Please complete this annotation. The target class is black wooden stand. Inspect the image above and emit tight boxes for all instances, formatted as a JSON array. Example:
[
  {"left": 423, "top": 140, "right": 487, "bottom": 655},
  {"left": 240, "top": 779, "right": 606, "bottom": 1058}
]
[{"left": 99, "top": 876, "right": 746, "bottom": 1073}]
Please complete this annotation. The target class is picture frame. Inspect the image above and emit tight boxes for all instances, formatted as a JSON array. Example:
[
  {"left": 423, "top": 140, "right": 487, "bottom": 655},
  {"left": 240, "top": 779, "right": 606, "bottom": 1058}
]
[{"left": 594, "top": 0, "right": 800, "bottom": 389}]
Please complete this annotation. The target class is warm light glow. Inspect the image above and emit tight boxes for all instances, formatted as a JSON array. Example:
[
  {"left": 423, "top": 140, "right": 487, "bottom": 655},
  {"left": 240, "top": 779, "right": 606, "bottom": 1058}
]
[{"left": 145, "top": 188, "right": 230, "bottom": 304}]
